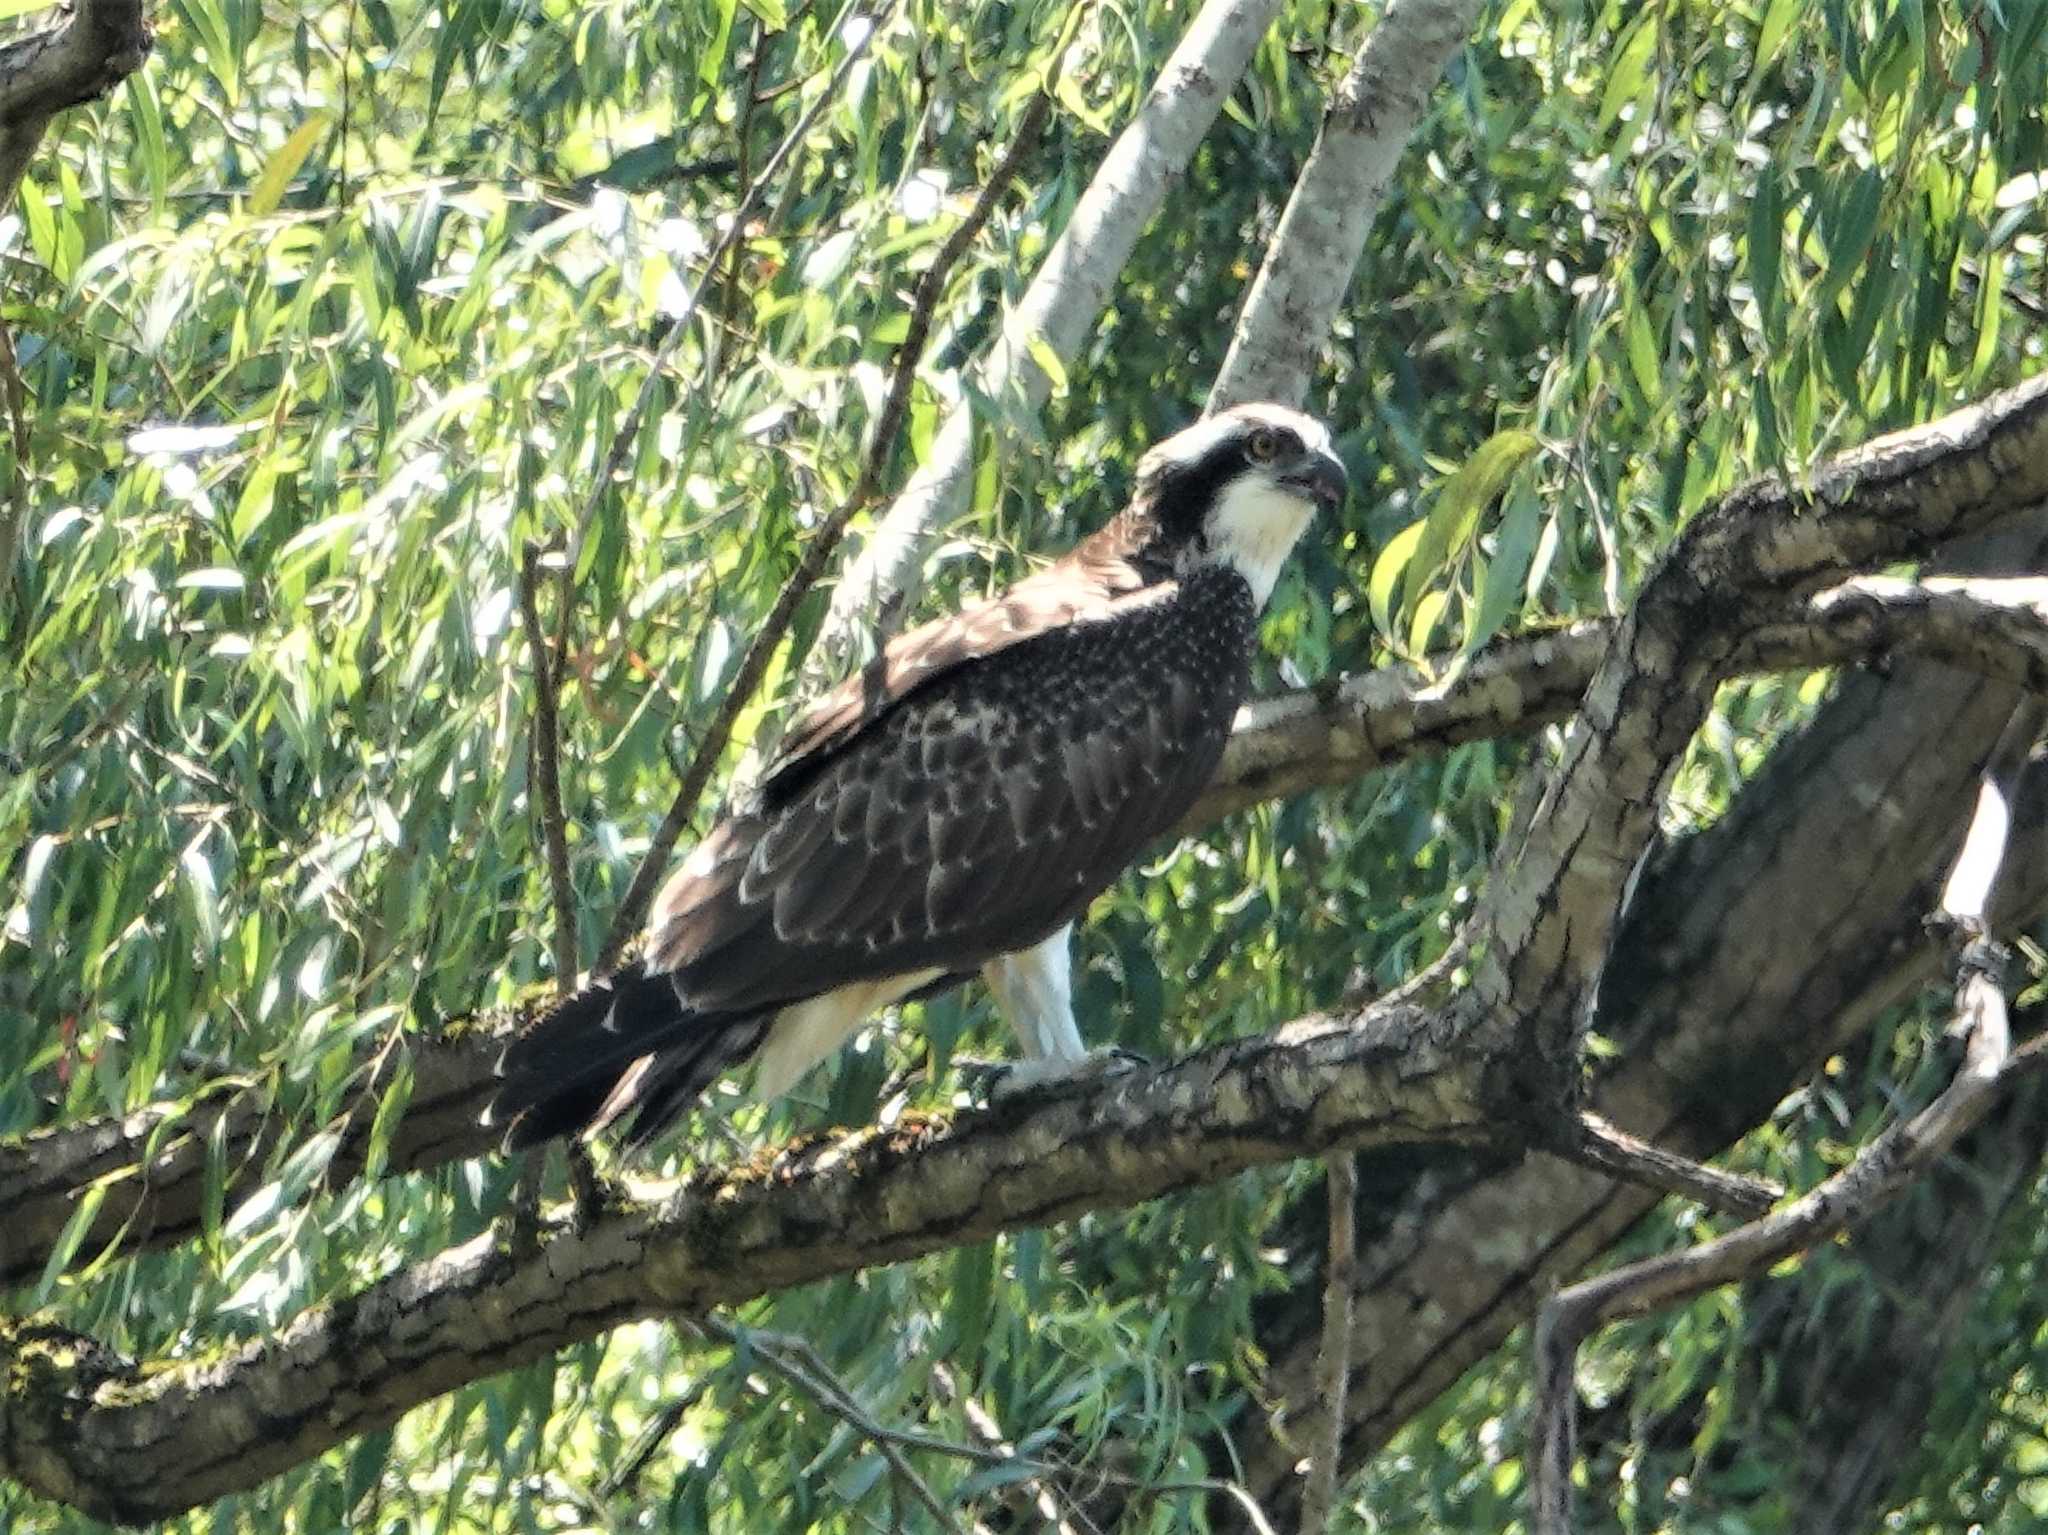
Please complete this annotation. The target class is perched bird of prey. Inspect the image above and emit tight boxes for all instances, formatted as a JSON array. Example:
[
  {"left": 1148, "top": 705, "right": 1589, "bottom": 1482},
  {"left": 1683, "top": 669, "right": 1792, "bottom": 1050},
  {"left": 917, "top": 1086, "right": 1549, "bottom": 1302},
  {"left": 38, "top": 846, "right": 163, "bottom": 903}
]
[{"left": 492, "top": 403, "right": 1347, "bottom": 1149}]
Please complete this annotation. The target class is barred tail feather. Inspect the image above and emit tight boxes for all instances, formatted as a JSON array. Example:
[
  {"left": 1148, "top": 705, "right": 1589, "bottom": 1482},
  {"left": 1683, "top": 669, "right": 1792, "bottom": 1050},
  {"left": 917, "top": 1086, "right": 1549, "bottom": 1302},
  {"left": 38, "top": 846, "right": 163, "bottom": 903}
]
[{"left": 490, "top": 963, "right": 764, "bottom": 1150}]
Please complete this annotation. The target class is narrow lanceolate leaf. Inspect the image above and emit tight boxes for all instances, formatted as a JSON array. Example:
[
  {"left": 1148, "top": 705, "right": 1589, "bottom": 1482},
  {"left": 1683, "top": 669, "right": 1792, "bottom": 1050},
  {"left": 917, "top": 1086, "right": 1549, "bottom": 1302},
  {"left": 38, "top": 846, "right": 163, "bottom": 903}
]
[
  {"left": 124, "top": 74, "right": 169, "bottom": 206},
  {"left": 1600, "top": 15, "right": 1658, "bottom": 130},
  {"left": 1817, "top": 168, "right": 1884, "bottom": 309},
  {"left": 33, "top": 1184, "right": 106, "bottom": 1302},
  {"left": 1754, "top": 0, "right": 1803, "bottom": 71},
  {"left": 1024, "top": 332, "right": 1068, "bottom": 397},
  {"left": 1748, "top": 162, "right": 1786, "bottom": 330},
  {"left": 1369, "top": 518, "right": 1428, "bottom": 645},
  {"left": 249, "top": 113, "right": 330, "bottom": 217},
  {"left": 1400, "top": 428, "right": 1542, "bottom": 627}
]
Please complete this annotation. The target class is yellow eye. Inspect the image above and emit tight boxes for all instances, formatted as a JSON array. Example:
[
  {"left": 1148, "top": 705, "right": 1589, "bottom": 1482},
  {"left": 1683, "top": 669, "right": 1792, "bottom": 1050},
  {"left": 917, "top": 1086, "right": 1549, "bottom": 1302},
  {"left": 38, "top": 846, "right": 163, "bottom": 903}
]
[{"left": 1246, "top": 427, "right": 1282, "bottom": 463}]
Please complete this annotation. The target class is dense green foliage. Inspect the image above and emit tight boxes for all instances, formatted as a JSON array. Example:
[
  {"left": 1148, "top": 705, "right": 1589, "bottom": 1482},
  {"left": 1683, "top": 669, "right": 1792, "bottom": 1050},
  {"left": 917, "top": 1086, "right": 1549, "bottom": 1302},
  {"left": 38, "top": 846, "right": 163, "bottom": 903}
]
[{"left": 2, "top": 0, "right": 2045, "bottom": 1528}]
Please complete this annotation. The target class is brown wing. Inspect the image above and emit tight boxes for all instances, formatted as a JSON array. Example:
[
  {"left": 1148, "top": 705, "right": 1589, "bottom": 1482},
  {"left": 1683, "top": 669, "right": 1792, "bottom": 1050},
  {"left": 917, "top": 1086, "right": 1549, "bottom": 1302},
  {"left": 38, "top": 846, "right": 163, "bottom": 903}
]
[
  {"left": 646, "top": 568, "right": 1255, "bottom": 1015},
  {"left": 762, "top": 530, "right": 1156, "bottom": 796}
]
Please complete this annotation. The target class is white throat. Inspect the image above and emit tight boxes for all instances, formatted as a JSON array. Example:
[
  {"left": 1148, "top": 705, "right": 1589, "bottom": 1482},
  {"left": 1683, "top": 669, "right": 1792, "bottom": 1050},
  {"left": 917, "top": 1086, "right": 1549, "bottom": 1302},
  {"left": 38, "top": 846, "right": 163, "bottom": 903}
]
[{"left": 1201, "top": 478, "right": 1314, "bottom": 608}]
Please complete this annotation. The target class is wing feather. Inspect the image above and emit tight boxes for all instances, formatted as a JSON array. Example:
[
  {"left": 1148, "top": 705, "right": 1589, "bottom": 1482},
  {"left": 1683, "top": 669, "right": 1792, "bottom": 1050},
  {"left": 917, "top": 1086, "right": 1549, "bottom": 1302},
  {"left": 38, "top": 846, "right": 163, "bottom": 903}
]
[{"left": 645, "top": 569, "right": 1253, "bottom": 1020}]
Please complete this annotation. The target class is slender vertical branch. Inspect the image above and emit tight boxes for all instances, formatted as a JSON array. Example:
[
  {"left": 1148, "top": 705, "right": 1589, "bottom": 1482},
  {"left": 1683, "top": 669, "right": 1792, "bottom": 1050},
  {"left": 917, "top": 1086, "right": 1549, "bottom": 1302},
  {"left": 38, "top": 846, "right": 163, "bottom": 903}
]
[
  {"left": 1561, "top": 1112, "right": 1783, "bottom": 1219},
  {"left": 519, "top": 542, "right": 579, "bottom": 992},
  {"left": 808, "top": 0, "right": 1287, "bottom": 684},
  {"left": 547, "top": 0, "right": 900, "bottom": 685},
  {"left": 1937, "top": 698, "right": 2047, "bottom": 934},
  {"left": 0, "top": 309, "right": 30, "bottom": 622},
  {"left": 592, "top": 83, "right": 1056, "bottom": 972},
  {"left": 1298, "top": 1153, "right": 1358, "bottom": 1535},
  {"left": 1208, "top": 0, "right": 1483, "bottom": 411},
  {"left": 697, "top": 23, "right": 771, "bottom": 395}
]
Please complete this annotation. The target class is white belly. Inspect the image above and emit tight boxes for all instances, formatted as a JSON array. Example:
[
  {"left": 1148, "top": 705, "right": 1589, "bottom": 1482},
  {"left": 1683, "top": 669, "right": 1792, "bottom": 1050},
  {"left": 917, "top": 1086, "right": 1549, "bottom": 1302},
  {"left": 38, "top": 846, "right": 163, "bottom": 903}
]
[{"left": 750, "top": 969, "right": 943, "bottom": 1101}]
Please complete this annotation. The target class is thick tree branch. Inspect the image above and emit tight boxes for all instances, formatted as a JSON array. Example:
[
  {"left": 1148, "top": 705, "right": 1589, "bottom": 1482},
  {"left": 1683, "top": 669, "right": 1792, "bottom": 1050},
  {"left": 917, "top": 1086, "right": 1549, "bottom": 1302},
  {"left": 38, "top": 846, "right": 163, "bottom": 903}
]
[
  {"left": 13, "top": 392, "right": 2048, "bottom": 1297},
  {"left": 0, "top": 0, "right": 151, "bottom": 208},
  {"left": 807, "top": 0, "right": 1286, "bottom": 681},
  {"left": 1208, "top": 0, "right": 1483, "bottom": 410},
  {"left": 1197, "top": 572, "right": 2048, "bottom": 829},
  {"left": 1467, "top": 373, "right": 2048, "bottom": 1088},
  {"left": 0, "top": 1002, "right": 1490, "bottom": 1524},
  {"left": 1748, "top": 576, "right": 2048, "bottom": 693}
]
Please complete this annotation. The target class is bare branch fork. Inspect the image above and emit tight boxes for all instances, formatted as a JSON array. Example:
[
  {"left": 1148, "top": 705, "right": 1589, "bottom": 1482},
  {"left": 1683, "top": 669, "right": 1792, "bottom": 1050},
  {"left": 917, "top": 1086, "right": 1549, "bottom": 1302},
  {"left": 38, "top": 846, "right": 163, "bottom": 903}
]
[
  {"left": 8, "top": 382, "right": 2048, "bottom": 1525},
  {"left": 7, "top": 398, "right": 2048, "bottom": 1299},
  {"left": 1528, "top": 699, "right": 2048, "bottom": 1535}
]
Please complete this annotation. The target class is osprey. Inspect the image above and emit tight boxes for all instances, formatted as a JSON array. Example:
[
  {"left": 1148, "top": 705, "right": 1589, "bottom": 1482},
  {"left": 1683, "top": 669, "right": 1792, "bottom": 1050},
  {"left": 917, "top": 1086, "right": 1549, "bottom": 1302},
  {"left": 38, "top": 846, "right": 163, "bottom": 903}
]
[{"left": 492, "top": 403, "right": 1347, "bottom": 1148}]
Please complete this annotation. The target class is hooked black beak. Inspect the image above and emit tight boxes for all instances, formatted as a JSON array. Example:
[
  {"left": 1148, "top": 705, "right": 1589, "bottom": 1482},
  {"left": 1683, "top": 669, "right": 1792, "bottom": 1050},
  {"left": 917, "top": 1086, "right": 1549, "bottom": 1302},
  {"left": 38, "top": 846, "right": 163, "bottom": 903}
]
[{"left": 1280, "top": 450, "right": 1349, "bottom": 513}]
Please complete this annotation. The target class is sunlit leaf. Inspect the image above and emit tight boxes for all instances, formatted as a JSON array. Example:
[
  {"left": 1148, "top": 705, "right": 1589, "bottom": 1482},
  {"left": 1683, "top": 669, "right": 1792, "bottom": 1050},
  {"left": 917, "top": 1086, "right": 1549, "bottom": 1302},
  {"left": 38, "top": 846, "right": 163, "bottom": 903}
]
[{"left": 249, "top": 112, "right": 330, "bottom": 217}]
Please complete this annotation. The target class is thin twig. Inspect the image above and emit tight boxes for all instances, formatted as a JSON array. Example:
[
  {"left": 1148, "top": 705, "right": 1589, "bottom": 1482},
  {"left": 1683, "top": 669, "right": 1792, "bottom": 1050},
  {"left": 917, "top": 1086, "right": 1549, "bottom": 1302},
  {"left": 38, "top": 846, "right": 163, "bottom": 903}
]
[
  {"left": 704, "top": 26, "right": 771, "bottom": 386},
  {"left": 1298, "top": 1153, "right": 1357, "bottom": 1535},
  {"left": 931, "top": 1361, "right": 1088, "bottom": 1535},
  {"left": 519, "top": 541, "right": 578, "bottom": 992},
  {"left": 0, "top": 306, "right": 28, "bottom": 626},
  {"left": 694, "top": 1317, "right": 964, "bottom": 1533},
  {"left": 600, "top": 1366, "right": 717, "bottom": 1499},
  {"left": 1133, "top": 1478, "right": 1282, "bottom": 1535},
  {"left": 1562, "top": 1112, "right": 1784, "bottom": 1220},
  {"left": 546, "top": 0, "right": 900, "bottom": 693},
  {"left": 339, "top": 0, "right": 359, "bottom": 208},
  {"left": 593, "top": 82, "right": 1055, "bottom": 972}
]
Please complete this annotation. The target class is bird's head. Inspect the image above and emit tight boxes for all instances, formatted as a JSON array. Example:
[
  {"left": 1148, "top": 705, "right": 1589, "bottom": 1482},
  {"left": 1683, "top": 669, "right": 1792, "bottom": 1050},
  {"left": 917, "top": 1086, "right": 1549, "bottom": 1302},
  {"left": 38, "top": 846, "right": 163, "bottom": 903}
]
[{"left": 1131, "top": 403, "right": 1347, "bottom": 608}]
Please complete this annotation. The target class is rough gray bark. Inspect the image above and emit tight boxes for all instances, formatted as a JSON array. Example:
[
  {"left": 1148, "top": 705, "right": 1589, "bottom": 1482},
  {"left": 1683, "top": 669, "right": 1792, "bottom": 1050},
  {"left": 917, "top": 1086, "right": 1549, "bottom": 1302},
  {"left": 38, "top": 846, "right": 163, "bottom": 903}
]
[
  {"left": 0, "top": 0, "right": 151, "bottom": 207},
  {"left": 1225, "top": 510, "right": 2048, "bottom": 1529},
  {"left": 5, "top": 374, "right": 2048, "bottom": 1529},
  {"left": 11, "top": 570, "right": 2047, "bottom": 1292},
  {"left": 1208, "top": 0, "right": 1484, "bottom": 409},
  {"left": 806, "top": 0, "right": 1286, "bottom": 685},
  {"left": 3, "top": 1002, "right": 1492, "bottom": 1524}
]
